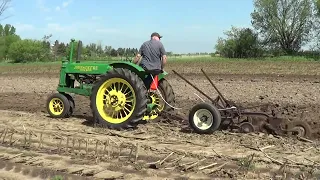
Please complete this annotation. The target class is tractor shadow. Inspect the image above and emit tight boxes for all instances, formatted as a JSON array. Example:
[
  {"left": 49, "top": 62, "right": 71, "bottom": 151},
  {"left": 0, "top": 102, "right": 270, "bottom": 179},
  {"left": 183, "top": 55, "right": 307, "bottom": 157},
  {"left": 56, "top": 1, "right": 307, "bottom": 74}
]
[
  {"left": 71, "top": 114, "right": 141, "bottom": 131},
  {"left": 179, "top": 126, "right": 194, "bottom": 134},
  {"left": 43, "top": 113, "right": 95, "bottom": 127},
  {"left": 155, "top": 116, "right": 197, "bottom": 134},
  {"left": 73, "top": 114, "right": 95, "bottom": 126}
]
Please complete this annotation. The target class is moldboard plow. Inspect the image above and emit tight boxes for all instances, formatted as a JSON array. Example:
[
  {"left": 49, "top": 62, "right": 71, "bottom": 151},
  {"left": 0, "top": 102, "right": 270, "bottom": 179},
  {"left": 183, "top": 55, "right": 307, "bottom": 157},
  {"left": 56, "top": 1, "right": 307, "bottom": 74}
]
[{"left": 161, "top": 68, "right": 312, "bottom": 139}]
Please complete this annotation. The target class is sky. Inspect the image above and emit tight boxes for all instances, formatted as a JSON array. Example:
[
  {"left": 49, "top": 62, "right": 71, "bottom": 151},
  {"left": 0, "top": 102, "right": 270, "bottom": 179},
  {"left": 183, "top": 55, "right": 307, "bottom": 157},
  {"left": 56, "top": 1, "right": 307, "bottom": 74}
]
[{"left": 2, "top": 0, "right": 255, "bottom": 53}]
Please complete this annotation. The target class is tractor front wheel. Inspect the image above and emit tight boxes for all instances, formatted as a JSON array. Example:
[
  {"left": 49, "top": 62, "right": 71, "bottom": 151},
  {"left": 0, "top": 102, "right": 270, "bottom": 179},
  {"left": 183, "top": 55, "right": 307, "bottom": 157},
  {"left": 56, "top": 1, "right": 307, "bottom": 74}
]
[
  {"left": 90, "top": 68, "right": 148, "bottom": 130},
  {"left": 46, "top": 93, "right": 72, "bottom": 118},
  {"left": 63, "top": 93, "right": 75, "bottom": 117}
]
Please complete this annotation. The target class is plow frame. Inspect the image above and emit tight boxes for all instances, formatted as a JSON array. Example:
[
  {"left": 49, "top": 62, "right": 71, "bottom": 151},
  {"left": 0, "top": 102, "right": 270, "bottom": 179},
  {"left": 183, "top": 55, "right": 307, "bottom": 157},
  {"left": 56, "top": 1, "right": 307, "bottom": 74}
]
[{"left": 170, "top": 69, "right": 311, "bottom": 137}]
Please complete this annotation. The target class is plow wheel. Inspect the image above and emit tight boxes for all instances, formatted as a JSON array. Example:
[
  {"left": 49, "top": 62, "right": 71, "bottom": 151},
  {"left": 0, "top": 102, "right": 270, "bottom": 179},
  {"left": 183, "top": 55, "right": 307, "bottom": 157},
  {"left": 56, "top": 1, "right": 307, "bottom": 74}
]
[
  {"left": 286, "top": 120, "right": 312, "bottom": 138},
  {"left": 46, "top": 93, "right": 72, "bottom": 118},
  {"left": 239, "top": 122, "right": 255, "bottom": 133},
  {"left": 143, "top": 78, "right": 175, "bottom": 121},
  {"left": 90, "top": 68, "right": 148, "bottom": 130},
  {"left": 188, "top": 102, "right": 221, "bottom": 134}
]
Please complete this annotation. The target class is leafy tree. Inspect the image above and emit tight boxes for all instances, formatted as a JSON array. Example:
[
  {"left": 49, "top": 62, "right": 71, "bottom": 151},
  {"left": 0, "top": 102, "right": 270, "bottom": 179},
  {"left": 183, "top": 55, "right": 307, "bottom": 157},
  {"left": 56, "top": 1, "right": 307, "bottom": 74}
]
[
  {"left": 2, "top": 34, "right": 20, "bottom": 57},
  {"left": 96, "top": 41, "right": 103, "bottom": 56},
  {"left": 3, "top": 24, "right": 14, "bottom": 36},
  {"left": 110, "top": 48, "right": 117, "bottom": 57},
  {"left": 117, "top": 48, "right": 125, "bottom": 56},
  {"left": 0, "top": 24, "right": 20, "bottom": 59},
  {"left": 41, "top": 34, "right": 52, "bottom": 50},
  {"left": 8, "top": 39, "right": 51, "bottom": 63},
  {"left": 251, "top": 0, "right": 316, "bottom": 55},
  {"left": 215, "top": 26, "right": 263, "bottom": 58},
  {"left": 104, "top": 45, "right": 112, "bottom": 56},
  {"left": 316, "top": 0, "right": 320, "bottom": 14},
  {"left": 57, "top": 42, "right": 66, "bottom": 55}
]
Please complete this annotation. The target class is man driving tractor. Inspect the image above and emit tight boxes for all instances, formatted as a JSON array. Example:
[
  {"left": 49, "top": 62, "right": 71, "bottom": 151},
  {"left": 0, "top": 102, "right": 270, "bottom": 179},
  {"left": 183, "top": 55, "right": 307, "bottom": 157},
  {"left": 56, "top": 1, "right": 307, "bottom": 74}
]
[{"left": 133, "top": 32, "right": 167, "bottom": 89}]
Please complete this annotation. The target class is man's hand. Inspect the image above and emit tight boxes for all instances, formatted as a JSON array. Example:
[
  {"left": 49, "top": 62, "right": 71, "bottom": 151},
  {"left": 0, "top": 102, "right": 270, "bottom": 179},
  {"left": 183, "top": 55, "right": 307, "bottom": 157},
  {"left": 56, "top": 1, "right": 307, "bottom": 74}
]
[
  {"left": 133, "top": 53, "right": 141, "bottom": 64},
  {"left": 162, "top": 55, "right": 167, "bottom": 68}
]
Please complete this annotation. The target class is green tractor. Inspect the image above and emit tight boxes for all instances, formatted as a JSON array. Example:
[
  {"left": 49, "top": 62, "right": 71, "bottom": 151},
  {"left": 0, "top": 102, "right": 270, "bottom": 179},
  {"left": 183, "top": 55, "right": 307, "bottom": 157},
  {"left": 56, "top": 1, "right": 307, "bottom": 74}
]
[{"left": 46, "top": 39, "right": 175, "bottom": 129}]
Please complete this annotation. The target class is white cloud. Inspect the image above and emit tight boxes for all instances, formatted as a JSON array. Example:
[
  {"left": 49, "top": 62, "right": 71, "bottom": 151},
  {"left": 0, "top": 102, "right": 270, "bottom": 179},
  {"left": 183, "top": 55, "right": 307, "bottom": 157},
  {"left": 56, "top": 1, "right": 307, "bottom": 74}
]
[
  {"left": 36, "top": 0, "right": 51, "bottom": 12},
  {"left": 62, "top": 0, "right": 72, "bottom": 8},
  {"left": 46, "top": 23, "right": 72, "bottom": 32},
  {"left": 14, "top": 23, "right": 35, "bottom": 32},
  {"left": 14, "top": 21, "right": 121, "bottom": 43},
  {"left": 37, "top": 0, "right": 73, "bottom": 12},
  {"left": 44, "top": 22, "right": 119, "bottom": 34},
  {"left": 55, "top": 0, "right": 73, "bottom": 11}
]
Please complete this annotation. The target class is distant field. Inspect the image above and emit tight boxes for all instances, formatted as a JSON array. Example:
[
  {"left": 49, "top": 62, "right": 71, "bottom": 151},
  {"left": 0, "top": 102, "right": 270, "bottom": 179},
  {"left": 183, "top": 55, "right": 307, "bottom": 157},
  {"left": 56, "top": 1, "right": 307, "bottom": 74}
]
[{"left": 0, "top": 55, "right": 319, "bottom": 76}]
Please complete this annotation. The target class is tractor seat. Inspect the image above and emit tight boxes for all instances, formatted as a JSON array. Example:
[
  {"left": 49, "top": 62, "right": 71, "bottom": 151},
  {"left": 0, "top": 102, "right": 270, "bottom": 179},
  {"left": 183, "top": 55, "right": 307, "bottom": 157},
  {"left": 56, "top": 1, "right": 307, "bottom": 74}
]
[{"left": 144, "top": 69, "right": 163, "bottom": 76}]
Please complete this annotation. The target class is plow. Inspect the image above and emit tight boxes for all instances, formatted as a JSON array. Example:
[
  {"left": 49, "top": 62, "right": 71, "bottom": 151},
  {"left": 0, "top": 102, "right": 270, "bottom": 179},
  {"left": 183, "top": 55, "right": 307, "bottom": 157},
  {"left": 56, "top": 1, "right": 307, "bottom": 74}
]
[
  {"left": 167, "top": 69, "right": 312, "bottom": 138},
  {"left": 46, "top": 38, "right": 312, "bottom": 139}
]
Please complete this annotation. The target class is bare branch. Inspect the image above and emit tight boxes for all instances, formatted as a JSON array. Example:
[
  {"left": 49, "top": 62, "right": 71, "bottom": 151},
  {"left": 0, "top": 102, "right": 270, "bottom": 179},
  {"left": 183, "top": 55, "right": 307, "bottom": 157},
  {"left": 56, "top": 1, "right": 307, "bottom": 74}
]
[{"left": 0, "top": 0, "right": 12, "bottom": 21}]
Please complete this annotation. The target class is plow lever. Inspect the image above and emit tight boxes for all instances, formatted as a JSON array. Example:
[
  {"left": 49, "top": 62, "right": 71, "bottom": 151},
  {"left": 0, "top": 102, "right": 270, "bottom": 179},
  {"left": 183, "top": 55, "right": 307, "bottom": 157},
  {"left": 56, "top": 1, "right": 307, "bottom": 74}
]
[
  {"left": 172, "top": 70, "right": 216, "bottom": 103},
  {"left": 200, "top": 68, "right": 230, "bottom": 107}
]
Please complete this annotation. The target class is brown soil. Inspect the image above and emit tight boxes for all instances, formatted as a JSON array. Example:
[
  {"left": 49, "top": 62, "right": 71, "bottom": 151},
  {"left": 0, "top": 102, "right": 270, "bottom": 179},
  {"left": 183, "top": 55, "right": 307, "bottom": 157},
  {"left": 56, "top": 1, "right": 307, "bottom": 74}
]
[{"left": 0, "top": 66, "right": 319, "bottom": 179}]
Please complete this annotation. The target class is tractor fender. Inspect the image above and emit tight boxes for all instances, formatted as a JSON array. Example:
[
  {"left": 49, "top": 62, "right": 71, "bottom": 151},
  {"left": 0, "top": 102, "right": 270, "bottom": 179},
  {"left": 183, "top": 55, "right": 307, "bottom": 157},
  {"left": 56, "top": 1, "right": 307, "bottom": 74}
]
[{"left": 109, "top": 61, "right": 168, "bottom": 80}]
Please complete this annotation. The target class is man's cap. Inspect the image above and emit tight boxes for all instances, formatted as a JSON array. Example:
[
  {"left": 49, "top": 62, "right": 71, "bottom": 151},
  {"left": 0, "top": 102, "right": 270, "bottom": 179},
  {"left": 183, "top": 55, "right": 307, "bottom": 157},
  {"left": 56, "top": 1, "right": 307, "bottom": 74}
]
[{"left": 151, "top": 32, "right": 162, "bottom": 38}]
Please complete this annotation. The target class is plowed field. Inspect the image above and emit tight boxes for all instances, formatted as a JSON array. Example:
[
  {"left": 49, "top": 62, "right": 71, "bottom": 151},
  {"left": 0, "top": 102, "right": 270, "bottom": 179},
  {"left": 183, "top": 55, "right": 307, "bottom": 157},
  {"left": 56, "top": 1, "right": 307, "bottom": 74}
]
[{"left": 0, "top": 61, "right": 319, "bottom": 180}]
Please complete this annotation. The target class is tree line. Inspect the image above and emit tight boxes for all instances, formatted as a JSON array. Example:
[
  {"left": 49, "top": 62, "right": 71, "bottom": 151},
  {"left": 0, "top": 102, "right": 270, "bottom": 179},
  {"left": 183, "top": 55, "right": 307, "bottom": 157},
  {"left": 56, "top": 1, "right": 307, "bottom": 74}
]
[
  {"left": 214, "top": 0, "right": 320, "bottom": 60},
  {"left": 0, "top": 24, "right": 144, "bottom": 63},
  {"left": 0, "top": 23, "right": 210, "bottom": 63},
  {"left": 50, "top": 37, "right": 140, "bottom": 61},
  {"left": 2, "top": 0, "right": 320, "bottom": 63}
]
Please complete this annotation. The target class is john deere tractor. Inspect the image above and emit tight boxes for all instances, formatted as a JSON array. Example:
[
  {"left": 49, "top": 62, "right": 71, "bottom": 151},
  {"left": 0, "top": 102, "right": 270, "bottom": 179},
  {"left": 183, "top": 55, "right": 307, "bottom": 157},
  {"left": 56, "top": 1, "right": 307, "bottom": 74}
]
[{"left": 46, "top": 39, "right": 175, "bottom": 129}]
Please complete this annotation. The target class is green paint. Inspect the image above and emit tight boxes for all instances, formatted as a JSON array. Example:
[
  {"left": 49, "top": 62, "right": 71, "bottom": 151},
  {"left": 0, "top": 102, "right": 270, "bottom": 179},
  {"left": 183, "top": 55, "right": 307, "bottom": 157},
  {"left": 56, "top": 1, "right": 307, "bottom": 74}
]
[
  {"left": 56, "top": 39, "right": 168, "bottom": 98},
  {"left": 147, "top": 103, "right": 157, "bottom": 112}
]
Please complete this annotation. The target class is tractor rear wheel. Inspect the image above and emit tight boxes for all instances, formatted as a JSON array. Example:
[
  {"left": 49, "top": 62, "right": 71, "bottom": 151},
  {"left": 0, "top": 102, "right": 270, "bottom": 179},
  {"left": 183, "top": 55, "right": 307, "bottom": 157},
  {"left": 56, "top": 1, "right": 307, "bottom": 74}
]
[
  {"left": 143, "top": 78, "right": 175, "bottom": 121},
  {"left": 46, "top": 93, "right": 71, "bottom": 118},
  {"left": 90, "top": 68, "right": 148, "bottom": 130}
]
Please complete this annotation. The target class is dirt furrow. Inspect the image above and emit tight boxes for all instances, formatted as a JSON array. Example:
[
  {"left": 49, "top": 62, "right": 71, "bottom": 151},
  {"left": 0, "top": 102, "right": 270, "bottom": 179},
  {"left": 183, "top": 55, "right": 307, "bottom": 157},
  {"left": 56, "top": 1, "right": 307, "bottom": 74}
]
[
  {"left": 0, "top": 110, "right": 320, "bottom": 179},
  {"left": 1, "top": 69, "right": 320, "bottom": 179}
]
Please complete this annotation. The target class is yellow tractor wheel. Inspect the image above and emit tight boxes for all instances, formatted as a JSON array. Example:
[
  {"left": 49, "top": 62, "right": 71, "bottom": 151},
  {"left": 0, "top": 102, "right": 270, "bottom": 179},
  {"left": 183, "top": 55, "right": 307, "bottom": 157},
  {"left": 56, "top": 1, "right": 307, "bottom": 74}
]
[
  {"left": 46, "top": 93, "right": 72, "bottom": 118},
  {"left": 143, "top": 78, "right": 176, "bottom": 121},
  {"left": 90, "top": 68, "right": 148, "bottom": 130}
]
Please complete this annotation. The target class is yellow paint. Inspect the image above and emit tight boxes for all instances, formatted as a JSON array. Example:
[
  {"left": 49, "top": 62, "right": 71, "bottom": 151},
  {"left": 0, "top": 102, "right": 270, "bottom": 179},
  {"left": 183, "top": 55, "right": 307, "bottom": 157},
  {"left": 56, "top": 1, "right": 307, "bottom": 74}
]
[
  {"left": 96, "top": 78, "right": 136, "bottom": 124},
  {"left": 143, "top": 91, "right": 165, "bottom": 120},
  {"left": 49, "top": 98, "right": 64, "bottom": 116},
  {"left": 74, "top": 65, "right": 98, "bottom": 72}
]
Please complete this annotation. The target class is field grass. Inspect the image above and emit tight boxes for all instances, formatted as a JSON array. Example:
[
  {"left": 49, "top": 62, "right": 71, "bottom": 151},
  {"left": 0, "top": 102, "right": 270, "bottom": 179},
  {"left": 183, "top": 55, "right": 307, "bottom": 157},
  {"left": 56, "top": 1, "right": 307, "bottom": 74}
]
[{"left": 0, "top": 55, "right": 319, "bottom": 76}]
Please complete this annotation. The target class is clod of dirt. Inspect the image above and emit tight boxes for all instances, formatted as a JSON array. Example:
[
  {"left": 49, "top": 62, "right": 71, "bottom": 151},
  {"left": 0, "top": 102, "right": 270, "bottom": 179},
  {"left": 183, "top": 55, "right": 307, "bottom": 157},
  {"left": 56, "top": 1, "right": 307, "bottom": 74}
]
[
  {"left": 0, "top": 161, "right": 5, "bottom": 169},
  {"left": 67, "top": 167, "right": 85, "bottom": 174},
  {"left": 13, "top": 165, "right": 22, "bottom": 173},
  {"left": 22, "top": 168, "right": 31, "bottom": 175},
  {"left": 81, "top": 169, "right": 95, "bottom": 176},
  {"left": 93, "top": 170, "right": 124, "bottom": 179}
]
